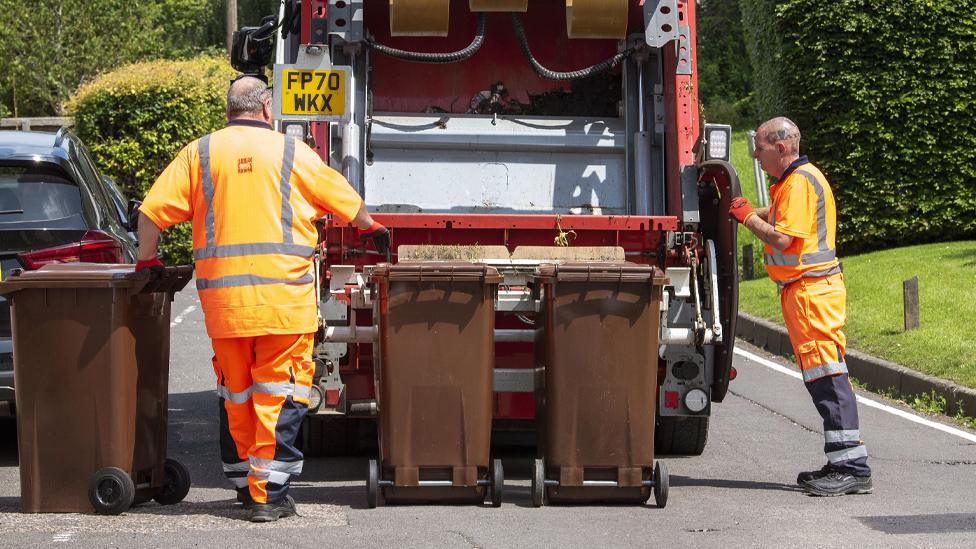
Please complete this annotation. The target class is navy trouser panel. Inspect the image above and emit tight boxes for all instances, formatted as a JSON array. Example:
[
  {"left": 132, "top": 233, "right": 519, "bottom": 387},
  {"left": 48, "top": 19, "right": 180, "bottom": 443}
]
[{"left": 805, "top": 373, "right": 871, "bottom": 476}]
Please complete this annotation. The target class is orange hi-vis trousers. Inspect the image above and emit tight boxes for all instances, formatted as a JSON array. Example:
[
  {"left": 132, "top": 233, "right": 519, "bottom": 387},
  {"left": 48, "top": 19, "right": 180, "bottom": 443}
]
[
  {"left": 211, "top": 333, "right": 315, "bottom": 503},
  {"left": 780, "top": 273, "right": 870, "bottom": 476}
]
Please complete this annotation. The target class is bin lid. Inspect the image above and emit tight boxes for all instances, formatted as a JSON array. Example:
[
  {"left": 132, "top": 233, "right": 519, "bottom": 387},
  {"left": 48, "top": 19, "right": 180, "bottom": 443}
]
[
  {"left": 372, "top": 262, "right": 503, "bottom": 283},
  {"left": 534, "top": 262, "right": 668, "bottom": 284},
  {"left": 0, "top": 264, "right": 194, "bottom": 295}
]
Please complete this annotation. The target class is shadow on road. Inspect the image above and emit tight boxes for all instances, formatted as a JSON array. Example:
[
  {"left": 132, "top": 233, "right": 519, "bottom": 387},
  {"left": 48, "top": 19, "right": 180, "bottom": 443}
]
[{"left": 670, "top": 474, "right": 802, "bottom": 493}]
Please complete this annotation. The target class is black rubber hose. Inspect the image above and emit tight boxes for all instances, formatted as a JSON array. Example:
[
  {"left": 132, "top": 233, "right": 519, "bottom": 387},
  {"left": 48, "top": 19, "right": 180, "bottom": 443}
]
[
  {"left": 366, "top": 13, "right": 486, "bottom": 64},
  {"left": 511, "top": 13, "right": 630, "bottom": 80}
]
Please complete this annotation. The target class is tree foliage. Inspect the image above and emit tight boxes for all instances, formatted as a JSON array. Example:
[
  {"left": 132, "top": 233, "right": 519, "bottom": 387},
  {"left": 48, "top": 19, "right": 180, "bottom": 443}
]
[
  {"left": 696, "top": 0, "right": 755, "bottom": 127},
  {"left": 69, "top": 56, "right": 236, "bottom": 264},
  {"left": 0, "top": 0, "right": 277, "bottom": 117},
  {"left": 741, "top": 0, "right": 976, "bottom": 252}
]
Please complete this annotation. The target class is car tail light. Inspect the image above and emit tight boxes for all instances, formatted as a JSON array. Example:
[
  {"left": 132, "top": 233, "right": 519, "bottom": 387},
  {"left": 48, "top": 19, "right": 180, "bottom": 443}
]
[{"left": 18, "top": 230, "right": 124, "bottom": 270}]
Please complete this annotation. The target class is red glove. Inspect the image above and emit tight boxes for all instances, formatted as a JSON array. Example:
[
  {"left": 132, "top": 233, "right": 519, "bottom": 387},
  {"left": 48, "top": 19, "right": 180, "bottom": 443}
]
[
  {"left": 358, "top": 221, "right": 391, "bottom": 260},
  {"left": 135, "top": 257, "right": 165, "bottom": 274},
  {"left": 729, "top": 196, "right": 756, "bottom": 224}
]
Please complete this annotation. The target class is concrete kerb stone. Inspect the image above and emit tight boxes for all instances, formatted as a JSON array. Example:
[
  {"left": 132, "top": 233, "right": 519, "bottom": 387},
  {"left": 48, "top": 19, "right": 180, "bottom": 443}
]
[{"left": 736, "top": 312, "right": 975, "bottom": 420}]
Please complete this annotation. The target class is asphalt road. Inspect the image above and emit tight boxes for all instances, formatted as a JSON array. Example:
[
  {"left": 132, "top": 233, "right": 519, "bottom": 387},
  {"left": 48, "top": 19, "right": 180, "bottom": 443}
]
[{"left": 1, "top": 288, "right": 975, "bottom": 548}]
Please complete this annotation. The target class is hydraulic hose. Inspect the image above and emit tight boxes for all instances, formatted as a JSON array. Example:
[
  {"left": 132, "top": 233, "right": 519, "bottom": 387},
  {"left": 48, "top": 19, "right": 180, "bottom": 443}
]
[
  {"left": 366, "top": 13, "right": 486, "bottom": 64},
  {"left": 511, "top": 13, "right": 631, "bottom": 80}
]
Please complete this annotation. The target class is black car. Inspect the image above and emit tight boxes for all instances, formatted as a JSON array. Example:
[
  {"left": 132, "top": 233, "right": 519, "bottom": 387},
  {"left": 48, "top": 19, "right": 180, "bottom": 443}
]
[{"left": 0, "top": 129, "right": 139, "bottom": 414}]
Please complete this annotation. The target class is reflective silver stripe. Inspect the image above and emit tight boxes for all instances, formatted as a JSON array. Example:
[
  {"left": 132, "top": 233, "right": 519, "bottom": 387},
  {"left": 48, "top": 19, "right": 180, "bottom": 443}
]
[
  {"left": 802, "top": 361, "right": 849, "bottom": 382},
  {"left": 774, "top": 265, "right": 843, "bottom": 288},
  {"left": 279, "top": 136, "right": 296, "bottom": 245},
  {"left": 797, "top": 170, "right": 829, "bottom": 254},
  {"left": 199, "top": 135, "right": 215, "bottom": 248},
  {"left": 193, "top": 242, "right": 314, "bottom": 261},
  {"left": 196, "top": 273, "right": 314, "bottom": 290},
  {"left": 827, "top": 444, "right": 868, "bottom": 464},
  {"left": 217, "top": 385, "right": 253, "bottom": 404},
  {"left": 222, "top": 461, "right": 250, "bottom": 473},
  {"left": 253, "top": 382, "right": 311, "bottom": 400},
  {"left": 765, "top": 252, "right": 799, "bottom": 266},
  {"left": 802, "top": 249, "right": 836, "bottom": 264},
  {"left": 825, "top": 430, "right": 861, "bottom": 444},
  {"left": 249, "top": 457, "right": 304, "bottom": 475},
  {"left": 803, "top": 265, "right": 842, "bottom": 278},
  {"left": 249, "top": 456, "right": 303, "bottom": 485}
]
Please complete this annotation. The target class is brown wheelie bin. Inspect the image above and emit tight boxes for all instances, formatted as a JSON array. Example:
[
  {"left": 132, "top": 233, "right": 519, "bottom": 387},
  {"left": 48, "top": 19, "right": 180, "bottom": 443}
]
[
  {"left": 367, "top": 262, "right": 503, "bottom": 507},
  {"left": 531, "top": 262, "right": 670, "bottom": 507},
  {"left": 0, "top": 264, "right": 193, "bottom": 514}
]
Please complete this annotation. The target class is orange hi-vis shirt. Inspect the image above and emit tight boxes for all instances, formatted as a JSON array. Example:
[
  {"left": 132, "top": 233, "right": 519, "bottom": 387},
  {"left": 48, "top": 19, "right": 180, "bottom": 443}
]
[
  {"left": 140, "top": 120, "right": 363, "bottom": 338},
  {"left": 763, "top": 156, "right": 842, "bottom": 287}
]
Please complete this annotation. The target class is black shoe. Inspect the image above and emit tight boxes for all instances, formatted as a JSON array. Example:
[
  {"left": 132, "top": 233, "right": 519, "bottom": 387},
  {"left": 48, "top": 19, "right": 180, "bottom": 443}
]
[
  {"left": 236, "top": 488, "right": 253, "bottom": 509},
  {"left": 250, "top": 495, "right": 298, "bottom": 523},
  {"left": 802, "top": 472, "right": 872, "bottom": 497},
  {"left": 796, "top": 464, "right": 832, "bottom": 486}
]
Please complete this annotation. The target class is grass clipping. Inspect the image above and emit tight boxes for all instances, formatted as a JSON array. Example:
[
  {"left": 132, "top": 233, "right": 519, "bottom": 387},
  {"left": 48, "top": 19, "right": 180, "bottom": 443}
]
[{"left": 400, "top": 244, "right": 488, "bottom": 261}]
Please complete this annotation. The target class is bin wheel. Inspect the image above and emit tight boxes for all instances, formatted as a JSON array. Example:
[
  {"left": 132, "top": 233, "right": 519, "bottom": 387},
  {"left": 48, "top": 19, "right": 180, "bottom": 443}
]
[
  {"left": 490, "top": 458, "right": 504, "bottom": 508},
  {"left": 531, "top": 458, "right": 545, "bottom": 508},
  {"left": 653, "top": 461, "right": 669, "bottom": 508},
  {"left": 154, "top": 458, "right": 191, "bottom": 505},
  {"left": 88, "top": 467, "right": 135, "bottom": 515},
  {"left": 367, "top": 459, "right": 380, "bottom": 509}
]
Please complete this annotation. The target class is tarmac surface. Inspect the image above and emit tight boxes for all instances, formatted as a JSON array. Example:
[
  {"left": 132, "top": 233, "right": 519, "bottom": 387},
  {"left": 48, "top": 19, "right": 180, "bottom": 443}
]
[{"left": 0, "top": 289, "right": 975, "bottom": 547}]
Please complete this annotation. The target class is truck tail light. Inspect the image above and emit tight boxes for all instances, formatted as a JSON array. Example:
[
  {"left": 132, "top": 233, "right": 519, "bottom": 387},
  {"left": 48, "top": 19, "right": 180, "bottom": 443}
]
[
  {"left": 664, "top": 391, "right": 679, "bottom": 409},
  {"left": 18, "top": 230, "right": 124, "bottom": 270}
]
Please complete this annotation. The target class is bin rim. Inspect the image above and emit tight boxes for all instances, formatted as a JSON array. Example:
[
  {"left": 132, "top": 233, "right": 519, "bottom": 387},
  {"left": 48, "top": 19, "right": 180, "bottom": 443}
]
[
  {"left": 533, "top": 262, "right": 668, "bottom": 284},
  {"left": 0, "top": 263, "right": 194, "bottom": 296},
  {"left": 371, "top": 262, "right": 503, "bottom": 284}
]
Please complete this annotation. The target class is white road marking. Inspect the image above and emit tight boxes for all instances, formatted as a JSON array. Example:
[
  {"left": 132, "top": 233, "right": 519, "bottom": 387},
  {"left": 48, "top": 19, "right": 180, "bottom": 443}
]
[
  {"left": 170, "top": 305, "right": 197, "bottom": 328},
  {"left": 734, "top": 346, "right": 976, "bottom": 444}
]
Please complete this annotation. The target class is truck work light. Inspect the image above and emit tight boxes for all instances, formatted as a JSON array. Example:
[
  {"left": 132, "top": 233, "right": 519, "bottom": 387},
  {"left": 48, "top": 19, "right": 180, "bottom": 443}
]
[{"left": 703, "top": 123, "right": 732, "bottom": 162}]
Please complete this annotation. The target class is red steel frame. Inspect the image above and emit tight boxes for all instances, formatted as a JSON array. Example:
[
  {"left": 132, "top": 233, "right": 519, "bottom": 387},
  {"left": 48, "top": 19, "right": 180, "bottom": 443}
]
[{"left": 300, "top": 1, "right": 701, "bottom": 420}]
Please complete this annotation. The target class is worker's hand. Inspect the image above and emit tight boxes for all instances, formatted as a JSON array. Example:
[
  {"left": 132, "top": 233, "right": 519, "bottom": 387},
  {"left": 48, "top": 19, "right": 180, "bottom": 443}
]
[
  {"left": 729, "top": 196, "right": 756, "bottom": 224},
  {"left": 359, "top": 221, "right": 391, "bottom": 260},
  {"left": 135, "top": 257, "right": 165, "bottom": 276}
]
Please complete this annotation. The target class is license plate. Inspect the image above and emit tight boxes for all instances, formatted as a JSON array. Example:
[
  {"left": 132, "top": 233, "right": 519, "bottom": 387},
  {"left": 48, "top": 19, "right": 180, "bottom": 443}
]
[{"left": 279, "top": 69, "right": 347, "bottom": 117}]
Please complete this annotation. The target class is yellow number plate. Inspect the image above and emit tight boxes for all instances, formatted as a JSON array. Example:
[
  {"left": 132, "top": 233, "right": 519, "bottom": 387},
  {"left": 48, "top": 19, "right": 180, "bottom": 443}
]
[{"left": 280, "top": 69, "right": 347, "bottom": 116}]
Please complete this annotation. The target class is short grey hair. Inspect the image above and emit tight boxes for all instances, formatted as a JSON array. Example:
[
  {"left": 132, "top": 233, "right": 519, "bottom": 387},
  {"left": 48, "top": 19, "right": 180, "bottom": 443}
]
[
  {"left": 757, "top": 116, "right": 801, "bottom": 155},
  {"left": 226, "top": 77, "right": 272, "bottom": 118}
]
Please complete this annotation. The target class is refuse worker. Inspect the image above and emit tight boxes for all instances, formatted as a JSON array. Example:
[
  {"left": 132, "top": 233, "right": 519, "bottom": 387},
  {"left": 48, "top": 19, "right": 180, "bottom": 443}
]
[
  {"left": 134, "top": 75, "right": 390, "bottom": 522},
  {"left": 729, "top": 117, "right": 872, "bottom": 497}
]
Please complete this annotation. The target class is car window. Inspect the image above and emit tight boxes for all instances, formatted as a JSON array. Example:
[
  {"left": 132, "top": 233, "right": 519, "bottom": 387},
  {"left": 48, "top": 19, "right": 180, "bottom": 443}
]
[
  {"left": 68, "top": 138, "right": 113, "bottom": 217},
  {"left": 102, "top": 174, "right": 129, "bottom": 225},
  {"left": 0, "top": 165, "right": 87, "bottom": 229}
]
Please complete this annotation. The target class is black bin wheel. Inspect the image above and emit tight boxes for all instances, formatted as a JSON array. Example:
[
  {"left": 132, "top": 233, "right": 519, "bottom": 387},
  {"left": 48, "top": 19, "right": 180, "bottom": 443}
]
[
  {"left": 531, "top": 458, "right": 545, "bottom": 508},
  {"left": 490, "top": 458, "right": 504, "bottom": 508},
  {"left": 154, "top": 458, "right": 192, "bottom": 505},
  {"left": 653, "top": 461, "right": 669, "bottom": 508},
  {"left": 367, "top": 459, "right": 380, "bottom": 509},
  {"left": 89, "top": 467, "right": 135, "bottom": 515}
]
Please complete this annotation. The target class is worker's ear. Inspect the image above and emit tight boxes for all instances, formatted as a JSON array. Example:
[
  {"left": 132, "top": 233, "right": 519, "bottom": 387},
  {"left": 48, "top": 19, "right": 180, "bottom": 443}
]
[
  {"left": 776, "top": 141, "right": 788, "bottom": 155},
  {"left": 262, "top": 97, "right": 274, "bottom": 123}
]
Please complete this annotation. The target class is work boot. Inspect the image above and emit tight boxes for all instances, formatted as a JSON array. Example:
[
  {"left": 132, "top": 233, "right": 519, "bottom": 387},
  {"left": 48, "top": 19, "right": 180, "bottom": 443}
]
[
  {"left": 236, "top": 488, "right": 254, "bottom": 509},
  {"left": 796, "top": 464, "right": 832, "bottom": 486},
  {"left": 802, "top": 471, "right": 873, "bottom": 497},
  {"left": 250, "top": 495, "right": 298, "bottom": 523}
]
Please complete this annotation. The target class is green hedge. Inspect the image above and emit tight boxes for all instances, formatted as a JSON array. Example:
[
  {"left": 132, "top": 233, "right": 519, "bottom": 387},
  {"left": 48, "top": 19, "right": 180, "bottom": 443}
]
[
  {"left": 69, "top": 56, "right": 235, "bottom": 264},
  {"left": 741, "top": 0, "right": 976, "bottom": 253}
]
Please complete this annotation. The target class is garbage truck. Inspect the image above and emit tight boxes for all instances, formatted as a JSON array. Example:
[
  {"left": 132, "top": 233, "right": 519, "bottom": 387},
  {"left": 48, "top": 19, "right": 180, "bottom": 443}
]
[{"left": 231, "top": 0, "right": 741, "bottom": 457}]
